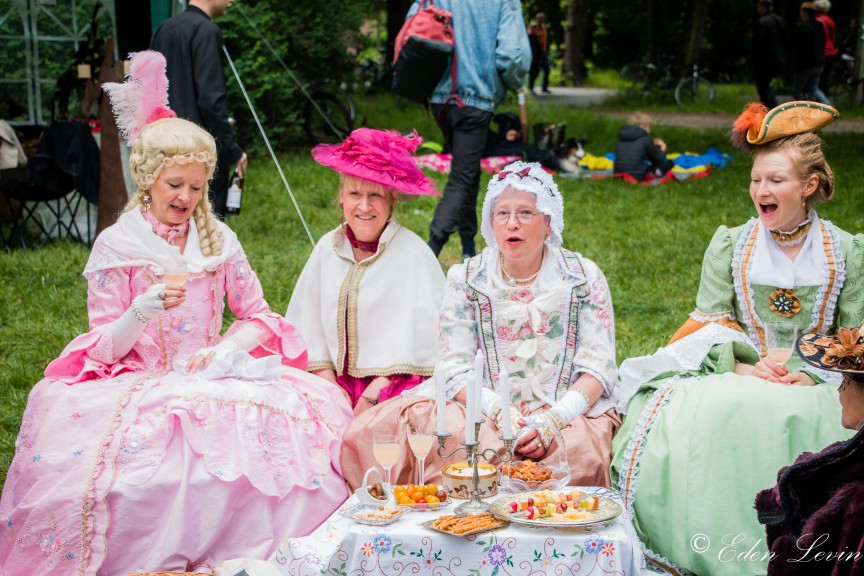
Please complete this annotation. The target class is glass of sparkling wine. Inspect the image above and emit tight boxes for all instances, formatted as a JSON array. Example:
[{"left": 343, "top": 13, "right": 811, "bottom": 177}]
[
  {"left": 766, "top": 323, "right": 800, "bottom": 365},
  {"left": 407, "top": 424, "right": 434, "bottom": 486},
  {"left": 373, "top": 434, "right": 401, "bottom": 486},
  {"left": 164, "top": 263, "right": 188, "bottom": 287}
]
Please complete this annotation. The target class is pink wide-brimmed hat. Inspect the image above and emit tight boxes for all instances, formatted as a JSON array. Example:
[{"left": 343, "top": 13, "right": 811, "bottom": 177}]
[{"left": 311, "top": 128, "right": 439, "bottom": 196}]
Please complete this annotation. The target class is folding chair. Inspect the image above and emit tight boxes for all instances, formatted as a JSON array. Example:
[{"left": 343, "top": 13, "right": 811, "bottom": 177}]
[{"left": 2, "top": 121, "right": 99, "bottom": 249}]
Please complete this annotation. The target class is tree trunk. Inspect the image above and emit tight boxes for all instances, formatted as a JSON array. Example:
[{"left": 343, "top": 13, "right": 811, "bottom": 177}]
[
  {"left": 681, "top": 0, "right": 711, "bottom": 69},
  {"left": 386, "top": 0, "right": 413, "bottom": 63},
  {"left": 563, "top": 0, "right": 588, "bottom": 85}
]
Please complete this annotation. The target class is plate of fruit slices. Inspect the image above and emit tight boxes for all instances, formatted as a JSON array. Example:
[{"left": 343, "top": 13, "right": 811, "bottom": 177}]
[
  {"left": 392, "top": 483, "right": 452, "bottom": 512},
  {"left": 488, "top": 487, "right": 622, "bottom": 528}
]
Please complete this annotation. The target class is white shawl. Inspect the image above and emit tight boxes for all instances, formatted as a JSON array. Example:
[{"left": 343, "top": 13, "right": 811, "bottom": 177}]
[{"left": 286, "top": 219, "right": 445, "bottom": 377}]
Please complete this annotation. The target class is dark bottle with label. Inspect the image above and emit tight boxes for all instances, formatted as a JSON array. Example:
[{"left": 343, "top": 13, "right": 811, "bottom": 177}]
[{"left": 226, "top": 173, "right": 243, "bottom": 215}]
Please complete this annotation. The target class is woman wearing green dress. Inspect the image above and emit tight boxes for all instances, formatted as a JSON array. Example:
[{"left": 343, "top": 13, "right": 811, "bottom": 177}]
[{"left": 612, "top": 101, "right": 864, "bottom": 576}]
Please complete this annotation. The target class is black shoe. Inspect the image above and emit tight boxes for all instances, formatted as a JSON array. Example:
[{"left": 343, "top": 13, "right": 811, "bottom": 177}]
[{"left": 541, "top": 88, "right": 552, "bottom": 94}]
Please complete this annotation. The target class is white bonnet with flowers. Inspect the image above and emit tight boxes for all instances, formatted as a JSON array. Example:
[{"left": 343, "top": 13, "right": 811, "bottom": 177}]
[{"left": 481, "top": 161, "right": 564, "bottom": 249}]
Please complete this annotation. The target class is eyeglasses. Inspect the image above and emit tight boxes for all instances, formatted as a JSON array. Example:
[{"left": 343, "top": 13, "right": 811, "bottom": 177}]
[{"left": 492, "top": 210, "right": 541, "bottom": 225}]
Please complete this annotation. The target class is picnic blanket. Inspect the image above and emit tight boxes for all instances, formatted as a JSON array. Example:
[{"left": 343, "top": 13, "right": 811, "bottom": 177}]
[
  {"left": 577, "top": 146, "right": 732, "bottom": 184},
  {"left": 413, "top": 147, "right": 731, "bottom": 185}
]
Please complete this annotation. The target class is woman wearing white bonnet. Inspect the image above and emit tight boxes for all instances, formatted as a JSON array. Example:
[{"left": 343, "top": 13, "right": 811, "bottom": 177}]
[{"left": 340, "top": 160, "right": 621, "bottom": 488}]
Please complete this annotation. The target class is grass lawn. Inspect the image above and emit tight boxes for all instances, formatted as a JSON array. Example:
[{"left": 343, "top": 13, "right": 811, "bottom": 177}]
[{"left": 1, "top": 93, "right": 862, "bottom": 484}]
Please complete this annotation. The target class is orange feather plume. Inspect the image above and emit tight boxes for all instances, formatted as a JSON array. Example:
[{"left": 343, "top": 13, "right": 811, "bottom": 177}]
[{"left": 730, "top": 102, "right": 769, "bottom": 150}]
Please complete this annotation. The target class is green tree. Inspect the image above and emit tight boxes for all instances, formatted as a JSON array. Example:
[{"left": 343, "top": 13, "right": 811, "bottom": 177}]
[{"left": 220, "top": 1, "right": 375, "bottom": 151}]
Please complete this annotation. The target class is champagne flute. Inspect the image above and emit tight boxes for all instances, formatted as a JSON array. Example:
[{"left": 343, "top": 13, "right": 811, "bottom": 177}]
[
  {"left": 407, "top": 423, "right": 434, "bottom": 486},
  {"left": 373, "top": 434, "right": 401, "bottom": 486},
  {"left": 765, "top": 323, "right": 800, "bottom": 366},
  {"left": 164, "top": 262, "right": 188, "bottom": 288}
]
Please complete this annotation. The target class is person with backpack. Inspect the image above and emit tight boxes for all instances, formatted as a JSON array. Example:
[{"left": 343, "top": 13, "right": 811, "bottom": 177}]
[{"left": 419, "top": 0, "right": 531, "bottom": 263}]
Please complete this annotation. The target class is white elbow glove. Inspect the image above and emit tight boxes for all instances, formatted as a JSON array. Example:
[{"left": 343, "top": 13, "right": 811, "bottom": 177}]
[
  {"left": 523, "top": 390, "right": 590, "bottom": 448},
  {"left": 481, "top": 387, "right": 522, "bottom": 437},
  {"left": 195, "top": 322, "right": 266, "bottom": 358},
  {"left": 106, "top": 283, "right": 166, "bottom": 361}
]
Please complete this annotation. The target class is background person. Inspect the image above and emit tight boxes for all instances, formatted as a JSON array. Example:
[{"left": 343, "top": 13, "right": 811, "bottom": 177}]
[
  {"left": 792, "top": 1, "right": 832, "bottom": 104},
  {"left": 421, "top": 0, "right": 531, "bottom": 262},
  {"left": 0, "top": 52, "right": 351, "bottom": 574},
  {"left": 528, "top": 13, "right": 552, "bottom": 94},
  {"left": 152, "top": 0, "right": 247, "bottom": 217},
  {"left": 340, "top": 161, "right": 620, "bottom": 490},
  {"left": 756, "top": 327, "right": 864, "bottom": 575},
  {"left": 611, "top": 101, "right": 863, "bottom": 576},
  {"left": 613, "top": 111, "right": 674, "bottom": 181},
  {"left": 754, "top": 0, "right": 787, "bottom": 109},
  {"left": 286, "top": 128, "right": 445, "bottom": 416},
  {"left": 814, "top": 0, "right": 839, "bottom": 98}
]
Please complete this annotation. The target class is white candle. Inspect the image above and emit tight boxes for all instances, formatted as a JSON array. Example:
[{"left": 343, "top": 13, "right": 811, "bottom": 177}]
[
  {"left": 499, "top": 367, "right": 512, "bottom": 439},
  {"left": 473, "top": 349, "right": 484, "bottom": 425},
  {"left": 435, "top": 371, "right": 447, "bottom": 436},
  {"left": 465, "top": 379, "right": 476, "bottom": 444}
]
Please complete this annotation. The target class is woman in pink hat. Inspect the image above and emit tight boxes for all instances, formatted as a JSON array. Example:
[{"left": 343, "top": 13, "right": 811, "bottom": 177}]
[{"left": 286, "top": 128, "right": 446, "bottom": 415}]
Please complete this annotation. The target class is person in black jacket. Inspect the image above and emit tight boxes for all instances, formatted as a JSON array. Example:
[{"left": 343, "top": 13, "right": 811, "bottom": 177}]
[
  {"left": 754, "top": 0, "right": 787, "bottom": 109},
  {"left": 151, "top": 0, "right": 247, "bottom": 218},
  {"left": 613, "top": 112, "right": 673, "bottom": 182},
  {"left": 755, "top": 327, "right": 864, "bottom": 575},
  {"left": 792, "top": 1, "right": 832, "bottom": 104}
]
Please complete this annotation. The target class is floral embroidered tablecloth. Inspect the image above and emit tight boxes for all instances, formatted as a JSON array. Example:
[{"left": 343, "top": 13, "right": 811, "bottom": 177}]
[{"left": 269, "top": 492, "right": 648, "bottom": 576}]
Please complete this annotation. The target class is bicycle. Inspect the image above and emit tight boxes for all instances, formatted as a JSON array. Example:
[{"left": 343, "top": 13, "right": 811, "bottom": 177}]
[
  {"left": 621, "top": 58, "right": 678, "bottom": 100},
  {"left": 673, "top": 64, "right": 715, "bottom": 105},
  {"left": 830, "top": 54, "right": 863, "bottom": 110},
  {"left": 621, "top": 59, "right": 716, "bottom": 106},
  {"left": 301, "top": 82, "right": 357, "bottom": 145}
]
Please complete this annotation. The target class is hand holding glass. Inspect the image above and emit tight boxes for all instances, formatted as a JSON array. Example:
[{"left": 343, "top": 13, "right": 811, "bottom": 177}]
[
  {"left": 407, "top": 424, "right": 434, "bottom": 486},
  {"left": 373, "top": 434, "right": 401, "bottom": 485},
  {"left": 164, "top": 263, "right": 188, "bottom": 288},
  {"left": 765, "top": 323, "right": 800, "bottom": 365}
]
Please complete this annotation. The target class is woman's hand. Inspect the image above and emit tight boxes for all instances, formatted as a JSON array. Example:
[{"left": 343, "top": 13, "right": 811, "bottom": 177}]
[
  {"left": 159, "top": 281, "right": 187, "bottom": 311},
  {"left": 354, "top": 376, "right": 392, "bottom": 416},
  {"left": 185, "top": 349, "right": 217, "bottom": 373},
  {"left": 514, "top": 418, "right": 555, "bottom": 460},
  {"left": 752, "top": 357, "right": 790, "bottom": 383},
  {"left": 778, "top": 371, "right": 816, "bottom": 386}
]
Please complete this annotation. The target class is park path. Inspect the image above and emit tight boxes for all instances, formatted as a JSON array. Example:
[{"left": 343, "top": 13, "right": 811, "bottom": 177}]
[{"left": 536, "top": 87, "right": 864, "bottom": 133}]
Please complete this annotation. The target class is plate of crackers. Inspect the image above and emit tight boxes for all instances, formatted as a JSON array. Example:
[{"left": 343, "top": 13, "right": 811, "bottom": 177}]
[
  {"left": 340, "top": 502, "right": 410, "bottom": 526},
  {"left": 421, "top": 512, "right": 510, "bottom": 537}
]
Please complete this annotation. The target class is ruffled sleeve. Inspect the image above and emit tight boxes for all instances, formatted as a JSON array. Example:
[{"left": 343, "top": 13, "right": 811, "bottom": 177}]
[
  {"left": 221, "top": 257, "right": 308, "bottom": 370},
  {"left": 437, "top": 263, "right": 480, "bottom": 399},
  {"left": 571, "top": 259, "right": 617, "bottom": 394},
  {"left": 837, "top": 233, "right": 864, "bottom": 327},
  {"left": 44, "top": 266, "right": 161, "bottom": 383},
  {"left": 692, "top": 225, "right": 737, "bottom": 323}
]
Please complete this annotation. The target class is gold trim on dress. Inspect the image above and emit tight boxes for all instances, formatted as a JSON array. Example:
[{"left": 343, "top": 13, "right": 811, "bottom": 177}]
[{"left": 308, "top": 360, "right": 337, "bottom": 372}]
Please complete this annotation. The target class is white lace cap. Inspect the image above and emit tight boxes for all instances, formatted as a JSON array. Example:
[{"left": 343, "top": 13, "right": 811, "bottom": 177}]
[{"left": 481, "top": 161, "right": 564, "bottom": 249}]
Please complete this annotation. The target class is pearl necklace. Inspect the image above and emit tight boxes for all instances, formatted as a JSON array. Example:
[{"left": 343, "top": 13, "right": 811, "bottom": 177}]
[
  {"left": 769, "top": 217, "right": 812, "bottom": 247},
  {"left": 499, "top": 253, "right": 541, "bottom": 286}
]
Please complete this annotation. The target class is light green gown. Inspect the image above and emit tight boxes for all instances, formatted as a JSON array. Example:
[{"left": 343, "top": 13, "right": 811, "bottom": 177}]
[{"left": 611, "top": 216, "right": 863, "bottom": 576}]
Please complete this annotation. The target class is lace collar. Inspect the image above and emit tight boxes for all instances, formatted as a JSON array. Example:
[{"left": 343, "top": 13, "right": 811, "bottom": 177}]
[{"left": 142, "top": 210, "right": 190, "bottom": 245}]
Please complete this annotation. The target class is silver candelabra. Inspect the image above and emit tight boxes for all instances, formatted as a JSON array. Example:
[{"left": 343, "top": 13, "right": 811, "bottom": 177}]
[{"left": 435, "top": 422, "right": 515, "bottom": 514}]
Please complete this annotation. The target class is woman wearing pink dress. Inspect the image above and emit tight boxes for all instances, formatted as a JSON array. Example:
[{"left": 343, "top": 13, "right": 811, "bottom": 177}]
[{"left": 0, "top": 53, "right": 352, "bottom": 575}]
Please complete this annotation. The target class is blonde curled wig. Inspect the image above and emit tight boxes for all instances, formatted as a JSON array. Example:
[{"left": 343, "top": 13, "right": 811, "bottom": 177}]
[{"left": 125, "top": 117, "right": 223, "bottom": 255}]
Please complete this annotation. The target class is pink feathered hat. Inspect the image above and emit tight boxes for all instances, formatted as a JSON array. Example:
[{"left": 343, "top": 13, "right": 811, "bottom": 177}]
[{"left": 311, "top": 128, "right": 439, "bottom": 196}]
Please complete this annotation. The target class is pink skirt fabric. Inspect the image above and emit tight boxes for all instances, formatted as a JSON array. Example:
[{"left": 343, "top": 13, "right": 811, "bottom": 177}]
[
  {"left": 0, "top": 366, "right": 352, "bottom": 575},
  {"left": 337, "top": 373, "right": 425, "bottom": 407},
  {"left": 339, "top": 395, "right": 621, "bottom": 490}
]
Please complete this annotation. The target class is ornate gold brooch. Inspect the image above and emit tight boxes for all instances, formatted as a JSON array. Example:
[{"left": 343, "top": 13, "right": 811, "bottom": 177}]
[{"left": 769, "top": 288, "right": 802, "bottom": 318}]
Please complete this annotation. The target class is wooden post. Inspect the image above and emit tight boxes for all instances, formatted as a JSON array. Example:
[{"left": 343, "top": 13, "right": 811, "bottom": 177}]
[{"left": 96, "top": 37, "right": 127, "bottom": 236}]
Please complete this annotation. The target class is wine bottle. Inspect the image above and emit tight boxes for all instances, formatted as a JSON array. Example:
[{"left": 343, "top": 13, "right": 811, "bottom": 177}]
[{"left": 226, "top": 172, "right": 243, "bottom": 215}]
